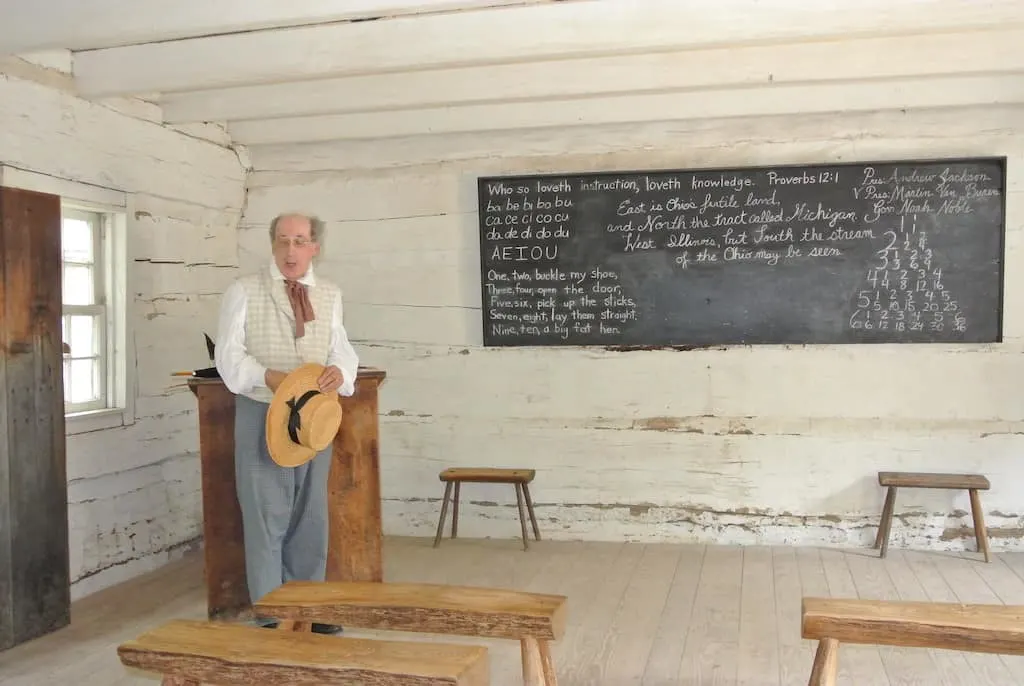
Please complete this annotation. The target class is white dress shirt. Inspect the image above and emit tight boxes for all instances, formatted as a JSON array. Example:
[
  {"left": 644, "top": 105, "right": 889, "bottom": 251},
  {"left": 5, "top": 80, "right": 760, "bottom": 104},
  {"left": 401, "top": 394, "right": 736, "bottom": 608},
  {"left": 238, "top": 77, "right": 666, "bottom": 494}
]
[{"left": 214, "top": 260, "right": 359, "bottom": 397}]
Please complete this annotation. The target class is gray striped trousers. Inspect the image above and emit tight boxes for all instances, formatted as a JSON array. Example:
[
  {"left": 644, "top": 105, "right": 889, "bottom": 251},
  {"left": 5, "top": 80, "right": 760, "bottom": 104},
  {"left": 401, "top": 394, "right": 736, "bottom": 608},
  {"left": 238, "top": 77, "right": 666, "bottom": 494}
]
[{"left": 234, "top": 393, "right": 334, "bottom": 609}]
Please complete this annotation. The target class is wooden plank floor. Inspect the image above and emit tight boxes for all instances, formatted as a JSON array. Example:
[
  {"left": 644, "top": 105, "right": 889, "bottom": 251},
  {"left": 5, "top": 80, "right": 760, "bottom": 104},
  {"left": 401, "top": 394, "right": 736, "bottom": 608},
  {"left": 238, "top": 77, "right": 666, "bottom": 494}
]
[{"left": 2, "top": 537, "right": 1024, "bottom": 685}]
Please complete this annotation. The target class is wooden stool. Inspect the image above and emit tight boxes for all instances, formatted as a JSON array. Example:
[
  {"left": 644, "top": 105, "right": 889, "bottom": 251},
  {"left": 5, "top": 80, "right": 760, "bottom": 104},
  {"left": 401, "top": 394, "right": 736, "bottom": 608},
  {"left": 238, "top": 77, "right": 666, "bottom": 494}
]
[
  {"left": 117, "top": 618, "right": 489, "bottom": 685},
  {"left": 802, "top": 597, "right": 1024, "bottom": 685},
  {"left": 257, "top": 580, "right": 567, "bottom": 686},
  {"left": 434, "top": 468, "right": 540, "bottom": 551},
  {"left": 874, "top": 471, "right": 991, "bottom": 562}
]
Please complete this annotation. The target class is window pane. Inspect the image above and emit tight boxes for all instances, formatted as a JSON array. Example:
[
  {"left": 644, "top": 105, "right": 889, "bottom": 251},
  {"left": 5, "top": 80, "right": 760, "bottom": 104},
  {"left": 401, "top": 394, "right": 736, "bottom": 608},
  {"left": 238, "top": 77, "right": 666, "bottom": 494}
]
[
  {"left": 62, "top": 218, "right": 94, "bottom": 264},
  {"left": 69, "top": 315, "right": 98, "bottom": 357},
  {"left": 69, "top": 358, "right": 100, "bottom": 404},
  {"left": 63, "top": 264, "right": 94, "bottom": 305},
  {"left": 63, "top": 359, "right": 71, "bottom": 401},
  {"left": 61, "top": 316, "right": 71, "bottom": 357}
]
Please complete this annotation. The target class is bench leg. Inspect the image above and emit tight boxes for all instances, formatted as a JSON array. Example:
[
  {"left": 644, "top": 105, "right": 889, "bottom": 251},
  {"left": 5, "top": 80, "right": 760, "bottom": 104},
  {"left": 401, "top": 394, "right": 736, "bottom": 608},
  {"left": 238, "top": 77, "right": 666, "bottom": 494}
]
[
  {"left": 521, "top": 637, "right": 557, "bottom": 685},
  {"left": 538, "top": 640, "right": 557, "bottom": 686},
  {"left": 969, "top": 488, "right": 991, "bottom": 563},
  {"left": 433, "top": 481, "right": 453, "bottom": 548},
  {"left": 522, "top": 482, "right": 541, "bottom": 541},
  {"left": 515, "top": 483, "right": 530, "bottom": 551},
  {"left": 162, "top": 677, "right": 200, "bottom": 686},
  {"left": 277, "top": 620, "right": 312, "bottom": 632},
  {"left": 451, "top": 481, "right": 461, "bottom": 539},
  {"left": 807, "top": 638, "right": 839, "bottom": 686},
  {"left": 874, "top": 486, "right": 897, "bottom": 558}
]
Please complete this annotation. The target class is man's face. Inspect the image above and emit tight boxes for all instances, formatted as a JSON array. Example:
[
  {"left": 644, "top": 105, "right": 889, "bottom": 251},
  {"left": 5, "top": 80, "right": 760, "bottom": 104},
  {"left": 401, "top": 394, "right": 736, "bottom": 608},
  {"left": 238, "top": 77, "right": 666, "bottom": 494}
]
[{"left": 272, "top": 215, "right": 320, "bottom": 280}]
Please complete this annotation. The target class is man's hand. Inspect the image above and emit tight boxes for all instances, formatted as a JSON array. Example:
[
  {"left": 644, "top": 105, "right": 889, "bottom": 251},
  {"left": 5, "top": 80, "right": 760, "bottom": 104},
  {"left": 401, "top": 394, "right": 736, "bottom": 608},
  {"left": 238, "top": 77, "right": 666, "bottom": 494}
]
[
  {"left": 317, "top": 365, "right": 344, "bottom": 394},
  {"left": 265, "top": 369, "right": 287, "bottom": 392}
]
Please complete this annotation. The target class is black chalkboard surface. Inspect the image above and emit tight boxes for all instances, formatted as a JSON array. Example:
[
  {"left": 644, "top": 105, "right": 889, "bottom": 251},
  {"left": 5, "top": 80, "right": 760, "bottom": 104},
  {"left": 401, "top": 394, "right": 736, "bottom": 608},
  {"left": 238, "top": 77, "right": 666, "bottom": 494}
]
[{"left": 477, "top": 157, "right": 1006, "bottom": 347}]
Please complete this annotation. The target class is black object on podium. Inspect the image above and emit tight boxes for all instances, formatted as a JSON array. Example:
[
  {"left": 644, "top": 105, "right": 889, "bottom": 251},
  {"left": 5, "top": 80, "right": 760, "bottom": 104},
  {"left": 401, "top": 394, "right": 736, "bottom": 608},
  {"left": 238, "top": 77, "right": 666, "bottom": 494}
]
[{"left": 171, "top": 332, "right": 221, "bottom": 379}]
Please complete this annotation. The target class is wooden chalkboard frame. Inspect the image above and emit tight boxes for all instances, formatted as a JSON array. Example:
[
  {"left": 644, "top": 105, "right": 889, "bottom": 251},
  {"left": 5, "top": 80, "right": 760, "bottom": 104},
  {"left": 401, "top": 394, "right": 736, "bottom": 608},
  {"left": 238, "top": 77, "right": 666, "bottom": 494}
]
[{"left": 476, "top": 155, "right": 1007, "bottom": 349}]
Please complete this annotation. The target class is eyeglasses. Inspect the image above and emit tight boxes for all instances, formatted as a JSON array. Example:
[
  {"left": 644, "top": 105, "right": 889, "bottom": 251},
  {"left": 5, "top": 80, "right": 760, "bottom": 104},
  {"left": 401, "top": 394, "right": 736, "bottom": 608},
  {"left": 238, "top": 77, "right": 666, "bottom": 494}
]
[{"left": 275, "top": 237, "right": 315, "bottom": 249}]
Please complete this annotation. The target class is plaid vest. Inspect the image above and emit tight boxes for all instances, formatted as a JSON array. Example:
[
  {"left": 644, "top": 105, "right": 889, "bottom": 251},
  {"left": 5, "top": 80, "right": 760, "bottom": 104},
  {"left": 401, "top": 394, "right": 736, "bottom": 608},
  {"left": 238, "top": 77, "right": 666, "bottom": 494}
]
[{"left": 238, "top": 265, "right": 338, "bottom": 404}]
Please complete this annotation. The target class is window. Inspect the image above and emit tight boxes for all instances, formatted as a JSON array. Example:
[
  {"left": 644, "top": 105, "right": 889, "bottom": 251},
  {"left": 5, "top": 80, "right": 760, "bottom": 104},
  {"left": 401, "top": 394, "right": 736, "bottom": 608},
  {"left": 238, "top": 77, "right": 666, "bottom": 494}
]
[
  {"left": 61, "top": 207, "right": 110, "bottom": 414},
  {"left": 59, "top": 199, "right": 133, "bottom": 434},
  {"left": 0, "top": 164, "right": 135, "bottom": 435}
]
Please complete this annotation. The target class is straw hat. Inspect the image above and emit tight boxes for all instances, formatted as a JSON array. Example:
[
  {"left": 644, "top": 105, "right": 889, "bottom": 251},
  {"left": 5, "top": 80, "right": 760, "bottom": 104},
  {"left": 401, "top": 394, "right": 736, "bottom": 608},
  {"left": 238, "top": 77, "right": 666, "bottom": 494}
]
[{"left": 265, "top": 363, "right": 343, "bottom": 468}]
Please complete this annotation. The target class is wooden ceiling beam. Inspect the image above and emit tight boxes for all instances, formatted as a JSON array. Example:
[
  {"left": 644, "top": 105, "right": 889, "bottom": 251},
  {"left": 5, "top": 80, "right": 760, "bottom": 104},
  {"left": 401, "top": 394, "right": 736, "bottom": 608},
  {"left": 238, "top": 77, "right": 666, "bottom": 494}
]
[
  {"left": 0, "top": 0, "right": 544, "bottom": 54},
  {"left": 159, "top": 27, "right": 1024, "bottom": 124},
  {"left": 71, "top": 0, "right": 1024, "bottom": 98},
  {"left": 227, "top": 73, "right": 1024, "bottom": 146},
  {"left": 245, "top": 105, "right": 1024, "bottom": 174}
]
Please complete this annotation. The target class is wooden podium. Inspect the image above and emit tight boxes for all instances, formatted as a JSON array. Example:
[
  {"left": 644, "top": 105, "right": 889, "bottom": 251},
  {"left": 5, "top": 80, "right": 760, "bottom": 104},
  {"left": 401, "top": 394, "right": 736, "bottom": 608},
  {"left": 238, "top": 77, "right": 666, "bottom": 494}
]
[{"left": 188, "top": 367, "right": 386, "bottom": 620}]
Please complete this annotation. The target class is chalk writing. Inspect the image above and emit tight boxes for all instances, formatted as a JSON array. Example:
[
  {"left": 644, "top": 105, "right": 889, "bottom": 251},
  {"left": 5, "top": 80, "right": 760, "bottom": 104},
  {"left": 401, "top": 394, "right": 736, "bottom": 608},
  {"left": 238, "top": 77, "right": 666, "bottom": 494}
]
[
  {"left": 485, "top": 267, "right": 637, "bottom": 340},
  {"left": 477, "top": 158, "right": 1005, "bottom": 346},
  {"left": 848, "top": 215, "right": 966, "bottom": 334}
]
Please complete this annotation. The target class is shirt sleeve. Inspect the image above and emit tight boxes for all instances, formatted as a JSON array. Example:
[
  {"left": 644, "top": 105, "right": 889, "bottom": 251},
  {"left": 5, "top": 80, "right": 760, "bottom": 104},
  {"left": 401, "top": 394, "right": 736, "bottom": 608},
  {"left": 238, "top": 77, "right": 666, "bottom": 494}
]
[
  {"left": 325, "top": 291, "right": 359, "bottom": 397},
  {"left": 214, "top": 280, "right": 268, "bottom": 395}
]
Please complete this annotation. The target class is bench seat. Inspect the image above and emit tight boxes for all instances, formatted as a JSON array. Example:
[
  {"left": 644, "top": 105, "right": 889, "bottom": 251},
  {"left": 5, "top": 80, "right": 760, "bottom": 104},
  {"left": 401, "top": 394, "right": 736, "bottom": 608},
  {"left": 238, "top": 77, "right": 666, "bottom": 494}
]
[
  {"left": 440, "top": 468, "right": 536, "bottom": 484},
  {"left": 801, "top": 597, "right": 1024, "bottom": 685},
  {"left": 118, "top": 618, "right": 489, "bottom": 686},
  {"left": 256, "top": 580, "right": 566, "bottom": 685},
  {"left": 878, "top": 471, "right": 991, "bottom": 490},
  {"left": 257, "top": 580, "right": 566, "bottom": 640}
]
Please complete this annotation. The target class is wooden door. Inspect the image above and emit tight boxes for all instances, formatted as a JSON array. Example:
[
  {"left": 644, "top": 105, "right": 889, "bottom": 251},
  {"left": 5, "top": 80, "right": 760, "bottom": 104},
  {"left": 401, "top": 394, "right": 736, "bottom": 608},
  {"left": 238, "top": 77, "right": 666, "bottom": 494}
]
[{"left": 0, "top": 186, "right": 69, "bottom": 652}]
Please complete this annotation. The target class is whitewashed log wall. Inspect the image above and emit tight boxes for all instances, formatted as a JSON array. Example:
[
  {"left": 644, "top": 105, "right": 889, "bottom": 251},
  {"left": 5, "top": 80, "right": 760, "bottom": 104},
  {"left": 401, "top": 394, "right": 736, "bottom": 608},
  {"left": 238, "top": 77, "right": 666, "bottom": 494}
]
[
  {"left": 5, "top": 0, "right": 1024, "bottom": 599},
  {"left": 243, "top": 109, "right": 1024, "bottom": 553},
  {"left": 0, "top": 66, "right": 246, "bottom": 598}
]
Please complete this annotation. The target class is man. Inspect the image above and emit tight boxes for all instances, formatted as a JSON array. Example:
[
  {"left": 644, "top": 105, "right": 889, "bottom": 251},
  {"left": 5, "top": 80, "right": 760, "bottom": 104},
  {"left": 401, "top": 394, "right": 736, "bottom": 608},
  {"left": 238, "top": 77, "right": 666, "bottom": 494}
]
[{"left": 214, "top": 212, "right": 359, "bottom": 632}]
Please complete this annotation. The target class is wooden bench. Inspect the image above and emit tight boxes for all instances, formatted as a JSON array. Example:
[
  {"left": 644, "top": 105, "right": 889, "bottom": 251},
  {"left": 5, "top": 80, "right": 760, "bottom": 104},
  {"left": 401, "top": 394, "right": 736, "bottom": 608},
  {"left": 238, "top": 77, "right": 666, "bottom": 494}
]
[
  {"left": 874, "top": 471, "right": 991, "bottom": 562},
  {"left": 801, "top": 597, "right": 1024, "bottom": 686},
  {"left": 434, "top": 468, "right": 541, "bottom": 551},
  {"left": 117, "top": 618, "right": 489, "bottom": 685},
  {"left": 255, "top": 580, "right": 567, "bottom": 686}
]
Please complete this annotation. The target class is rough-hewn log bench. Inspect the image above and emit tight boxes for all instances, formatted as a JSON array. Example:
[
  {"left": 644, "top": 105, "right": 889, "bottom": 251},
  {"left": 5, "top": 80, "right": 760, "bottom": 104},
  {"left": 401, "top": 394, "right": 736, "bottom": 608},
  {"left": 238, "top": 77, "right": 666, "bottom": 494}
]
[
  {"left": 117, "top": 618, "right": 489, "bottom": 686},
  {"left": 801, "top": 597, "right": 1024, "bottom": 686},
  {"left": 874, "top": 471, "right": 991, "bottom": 562},
  {"left": 434, "top": 468, "right": 541, "bottom": 551},
  {"left": 256, "top": 580, "right": 567, "bottom": 686}
]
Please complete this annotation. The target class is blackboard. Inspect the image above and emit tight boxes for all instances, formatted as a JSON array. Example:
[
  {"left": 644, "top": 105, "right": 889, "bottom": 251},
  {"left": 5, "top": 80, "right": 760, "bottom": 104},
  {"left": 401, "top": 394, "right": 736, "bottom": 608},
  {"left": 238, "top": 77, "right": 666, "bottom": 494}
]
[{"left": 476, "top": 156, "right": 1006, "bottom": 347}]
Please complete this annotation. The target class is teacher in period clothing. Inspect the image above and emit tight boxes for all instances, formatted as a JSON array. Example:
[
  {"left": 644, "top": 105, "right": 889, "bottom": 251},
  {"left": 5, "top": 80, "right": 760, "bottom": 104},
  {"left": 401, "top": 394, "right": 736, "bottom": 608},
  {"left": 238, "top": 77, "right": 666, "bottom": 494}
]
[{"left": 214, "top": 212, "right": 359, "bottom": 633}]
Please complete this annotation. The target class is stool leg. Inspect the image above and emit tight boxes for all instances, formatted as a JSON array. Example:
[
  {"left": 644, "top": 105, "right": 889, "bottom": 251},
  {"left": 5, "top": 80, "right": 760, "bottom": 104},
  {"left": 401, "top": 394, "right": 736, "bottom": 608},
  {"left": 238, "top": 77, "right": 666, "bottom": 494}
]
[
  {"left": 968, "top": 488, "right": 991, "bottom": 563},
  {"left": 807, "top": 638, "right": 839, "bottom": 686},
  {"left": 433, "top": 481, "right": 453, "bottom": 548},
  {"left": 523, "top": 482, "right": 541, "bottom": 541},
  {"left": 451, "top": 481, "right": 461, "bottom": 539},
  {"left": 515, "top": 483, "right": 530, "bottom": 551},
  {"left": 876, "top": 486, "right": 897, "bottom": 558}
]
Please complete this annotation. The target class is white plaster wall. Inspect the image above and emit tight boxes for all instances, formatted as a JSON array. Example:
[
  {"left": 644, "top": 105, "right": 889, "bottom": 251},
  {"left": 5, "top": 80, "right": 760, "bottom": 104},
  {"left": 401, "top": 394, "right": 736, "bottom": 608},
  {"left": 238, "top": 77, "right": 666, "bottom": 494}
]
[
  {"left": 243, "top": 103, "right": 1024, "bottom": 553},
  {"left": 0, "top": 67, "right": 247, "bottom": 598}
]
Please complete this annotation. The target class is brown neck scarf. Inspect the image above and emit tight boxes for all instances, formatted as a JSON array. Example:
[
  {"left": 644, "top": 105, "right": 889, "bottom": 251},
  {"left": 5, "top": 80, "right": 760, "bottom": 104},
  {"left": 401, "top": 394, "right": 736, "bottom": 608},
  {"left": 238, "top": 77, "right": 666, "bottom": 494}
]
[{"left": 284, "top": 279, "right": 315, "bottom": 338}]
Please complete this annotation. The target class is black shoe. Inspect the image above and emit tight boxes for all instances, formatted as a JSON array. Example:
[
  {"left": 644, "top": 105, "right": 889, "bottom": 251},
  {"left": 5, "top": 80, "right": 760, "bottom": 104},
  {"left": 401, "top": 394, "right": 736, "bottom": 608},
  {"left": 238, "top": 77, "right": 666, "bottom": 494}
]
[{"left": 311, "top": 623, "right": 343, "bottom": 635}]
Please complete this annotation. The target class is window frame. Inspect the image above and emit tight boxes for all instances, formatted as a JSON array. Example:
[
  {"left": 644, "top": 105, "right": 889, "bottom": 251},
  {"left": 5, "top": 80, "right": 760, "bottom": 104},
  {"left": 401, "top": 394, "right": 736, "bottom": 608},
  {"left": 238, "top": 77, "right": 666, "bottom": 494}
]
[
  {"left": 62, "top": 206, "right": 108, "bottom": 414},
  {"left": 0, "top": 164, "right": 136, "bottom": 435}
]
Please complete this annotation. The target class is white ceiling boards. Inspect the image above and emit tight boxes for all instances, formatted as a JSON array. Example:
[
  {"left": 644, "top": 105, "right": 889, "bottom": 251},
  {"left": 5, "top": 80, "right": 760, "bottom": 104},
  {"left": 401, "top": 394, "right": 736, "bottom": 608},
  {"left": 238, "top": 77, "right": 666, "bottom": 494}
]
[{"left": 2, "top": 0, "right": 1022, "bottom": 169}]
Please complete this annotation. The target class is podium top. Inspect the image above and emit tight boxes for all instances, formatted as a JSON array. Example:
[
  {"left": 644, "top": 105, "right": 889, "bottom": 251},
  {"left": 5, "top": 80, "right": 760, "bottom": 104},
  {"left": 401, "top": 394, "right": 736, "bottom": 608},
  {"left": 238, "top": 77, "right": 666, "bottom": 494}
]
[{"left": 186, "top": 366, "right": 386, "bottom": 388}]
